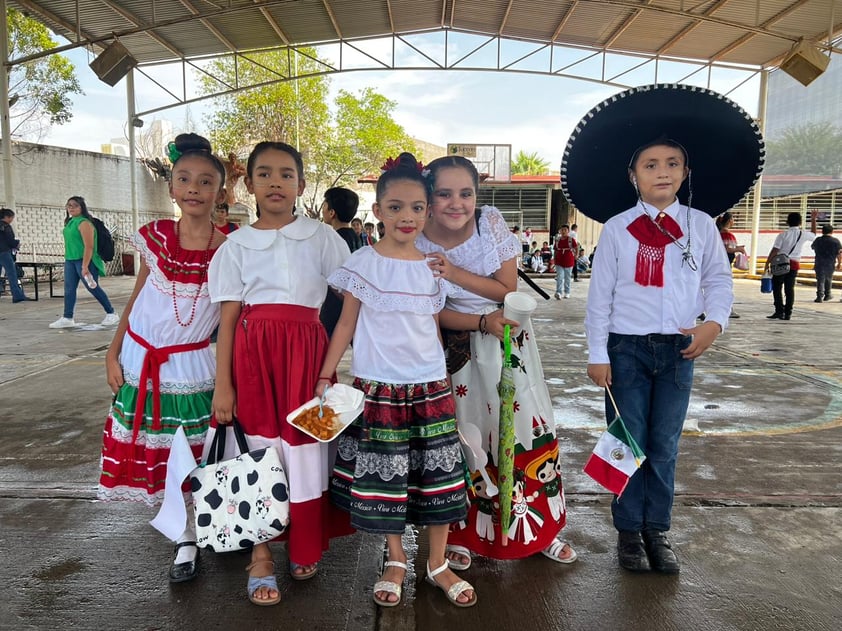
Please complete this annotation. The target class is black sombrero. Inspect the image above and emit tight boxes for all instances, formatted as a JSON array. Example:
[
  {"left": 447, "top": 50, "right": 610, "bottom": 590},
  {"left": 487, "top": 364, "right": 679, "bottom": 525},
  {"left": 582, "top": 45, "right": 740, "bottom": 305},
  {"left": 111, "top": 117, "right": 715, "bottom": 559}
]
[{"left": 560, "top": 83, "right": 765, "bottom": 223}]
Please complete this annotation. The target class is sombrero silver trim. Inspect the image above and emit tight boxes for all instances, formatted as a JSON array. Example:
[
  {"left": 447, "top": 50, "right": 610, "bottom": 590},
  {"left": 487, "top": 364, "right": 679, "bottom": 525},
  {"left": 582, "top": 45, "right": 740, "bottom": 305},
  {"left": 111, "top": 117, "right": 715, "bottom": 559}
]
[{"left": 560, "top": 83, "right": 765, "bottom": 222}]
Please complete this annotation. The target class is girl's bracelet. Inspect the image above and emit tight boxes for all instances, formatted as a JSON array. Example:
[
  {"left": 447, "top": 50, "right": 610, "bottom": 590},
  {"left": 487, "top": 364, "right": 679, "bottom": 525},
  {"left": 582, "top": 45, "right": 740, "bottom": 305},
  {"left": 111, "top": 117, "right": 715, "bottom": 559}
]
[
  {"left": 478, "top": 314, "right": 488, "bottom": 335},
  {"left": 317, "top": 376, "right": 332, "bottom": 382}
]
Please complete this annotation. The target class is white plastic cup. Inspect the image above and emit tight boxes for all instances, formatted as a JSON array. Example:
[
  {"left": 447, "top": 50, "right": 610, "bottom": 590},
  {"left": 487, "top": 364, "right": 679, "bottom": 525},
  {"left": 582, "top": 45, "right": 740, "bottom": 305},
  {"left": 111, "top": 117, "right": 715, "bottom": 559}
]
[{"left": 503, "top": 292, "right": 537, "bottom": 327}]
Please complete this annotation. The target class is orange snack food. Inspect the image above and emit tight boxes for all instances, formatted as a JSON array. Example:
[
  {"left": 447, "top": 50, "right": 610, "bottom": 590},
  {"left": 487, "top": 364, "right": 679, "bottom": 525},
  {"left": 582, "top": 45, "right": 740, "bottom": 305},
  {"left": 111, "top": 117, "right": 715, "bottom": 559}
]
[{"left": 292, "top": 404, "right": 340, "bottom": 440}]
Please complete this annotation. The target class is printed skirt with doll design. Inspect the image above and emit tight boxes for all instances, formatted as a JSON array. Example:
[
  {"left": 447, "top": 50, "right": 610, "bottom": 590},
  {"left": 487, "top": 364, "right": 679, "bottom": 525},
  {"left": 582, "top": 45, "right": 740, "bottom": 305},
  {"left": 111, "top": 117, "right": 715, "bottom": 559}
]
[{"left": 447, "top": 311, "right": 566, "bottom": 559}]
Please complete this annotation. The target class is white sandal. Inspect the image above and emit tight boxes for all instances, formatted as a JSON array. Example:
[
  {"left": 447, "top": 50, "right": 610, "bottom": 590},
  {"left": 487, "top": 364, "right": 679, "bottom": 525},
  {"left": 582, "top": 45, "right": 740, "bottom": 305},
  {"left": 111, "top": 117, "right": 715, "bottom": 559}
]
[
  {"left": 373, "top": 560, "right": 407, "bottom": 607},
  {"left": 445, "top": 544, "right": 472, "bottom": 571},
  {"left": 425, "top": 561, "right": 477, "bottom": 608},
  {"left": 540, "top": 539, "right": 578, "bottom": 564}
]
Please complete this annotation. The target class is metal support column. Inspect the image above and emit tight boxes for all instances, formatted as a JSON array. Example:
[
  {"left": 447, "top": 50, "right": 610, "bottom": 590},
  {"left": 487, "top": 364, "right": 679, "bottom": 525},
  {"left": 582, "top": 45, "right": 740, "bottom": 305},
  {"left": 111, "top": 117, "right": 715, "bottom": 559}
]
[
  {"left": 127, "top": 69, "right": 139, "bottom": 273},
  {"left": 749, "top": 69, "right": 768, "bottom": 274},
  {"left": 1, "top": 0, "right": 16, "bottom": 210}
]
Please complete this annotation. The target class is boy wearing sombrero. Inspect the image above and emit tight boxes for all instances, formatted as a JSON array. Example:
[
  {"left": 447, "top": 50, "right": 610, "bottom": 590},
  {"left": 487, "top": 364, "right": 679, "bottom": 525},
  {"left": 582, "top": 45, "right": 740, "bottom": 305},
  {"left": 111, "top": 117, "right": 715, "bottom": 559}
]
[{"left": 562, "top": 84, "right": 764, "bottom": 574}]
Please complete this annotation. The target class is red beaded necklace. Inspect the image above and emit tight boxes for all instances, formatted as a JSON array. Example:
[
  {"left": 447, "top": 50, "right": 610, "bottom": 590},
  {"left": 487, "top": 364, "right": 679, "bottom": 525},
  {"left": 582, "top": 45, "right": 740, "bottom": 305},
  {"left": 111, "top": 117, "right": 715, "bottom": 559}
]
[{"left": 171, "top": 220, "right": 215, "bottom": 327}]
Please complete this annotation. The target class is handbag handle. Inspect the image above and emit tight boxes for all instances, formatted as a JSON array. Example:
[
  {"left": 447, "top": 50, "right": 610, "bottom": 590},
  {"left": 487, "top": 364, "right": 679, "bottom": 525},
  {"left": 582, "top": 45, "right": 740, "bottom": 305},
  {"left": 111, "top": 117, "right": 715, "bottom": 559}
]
[{"left": 205, "top": 419, "right": 252, "bottom": 465}]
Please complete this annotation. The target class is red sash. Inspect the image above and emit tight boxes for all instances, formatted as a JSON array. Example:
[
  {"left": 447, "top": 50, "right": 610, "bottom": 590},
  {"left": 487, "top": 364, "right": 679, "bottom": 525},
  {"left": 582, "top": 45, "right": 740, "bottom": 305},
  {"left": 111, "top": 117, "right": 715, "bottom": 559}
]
[{"left": 127, "top": 326, "right": 210, "bottom": 442}]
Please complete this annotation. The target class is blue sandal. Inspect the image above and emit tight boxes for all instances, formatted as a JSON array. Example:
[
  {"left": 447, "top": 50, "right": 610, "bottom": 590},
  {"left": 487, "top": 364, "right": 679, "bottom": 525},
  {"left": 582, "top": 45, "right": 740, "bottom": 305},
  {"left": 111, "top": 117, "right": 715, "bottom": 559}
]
[
  {"left": 290, "top": 561, "right": 318, "bottom": 581},
  {"left": 246, "top": 559, "right": 280, "bottom": 606}
]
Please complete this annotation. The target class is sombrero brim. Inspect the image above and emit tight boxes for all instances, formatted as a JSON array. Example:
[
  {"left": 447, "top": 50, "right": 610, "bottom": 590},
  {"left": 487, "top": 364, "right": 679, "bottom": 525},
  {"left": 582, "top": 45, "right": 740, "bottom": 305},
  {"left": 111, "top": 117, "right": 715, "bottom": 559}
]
[{"left": 560, "top": 84, "right": 765, "bottom": 223}]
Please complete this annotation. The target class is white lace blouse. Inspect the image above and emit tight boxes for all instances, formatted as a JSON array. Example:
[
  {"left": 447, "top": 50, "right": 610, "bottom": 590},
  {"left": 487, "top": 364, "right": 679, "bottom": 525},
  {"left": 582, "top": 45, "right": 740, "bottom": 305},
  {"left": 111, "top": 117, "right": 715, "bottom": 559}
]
[
  {"left": 416, "top": 205, "right": 521, "bottom": 314},
  {"left": 328, "top": 247, "right": 449, "bottom": 384}
]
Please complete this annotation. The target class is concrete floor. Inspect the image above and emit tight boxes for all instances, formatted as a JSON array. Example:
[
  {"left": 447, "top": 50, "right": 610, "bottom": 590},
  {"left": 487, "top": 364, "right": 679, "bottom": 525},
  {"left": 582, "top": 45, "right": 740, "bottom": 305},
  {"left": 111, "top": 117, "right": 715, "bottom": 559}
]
[{"left": 0, "top": 275, "right": 840, "bottom": 631}]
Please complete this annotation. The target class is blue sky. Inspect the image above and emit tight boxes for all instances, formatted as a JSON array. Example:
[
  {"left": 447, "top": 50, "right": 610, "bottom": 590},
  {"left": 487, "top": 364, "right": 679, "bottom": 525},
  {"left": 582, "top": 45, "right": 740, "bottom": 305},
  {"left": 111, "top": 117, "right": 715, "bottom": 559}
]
[{"left": 38, "top": 35, "right": 763, "bottom": 167}]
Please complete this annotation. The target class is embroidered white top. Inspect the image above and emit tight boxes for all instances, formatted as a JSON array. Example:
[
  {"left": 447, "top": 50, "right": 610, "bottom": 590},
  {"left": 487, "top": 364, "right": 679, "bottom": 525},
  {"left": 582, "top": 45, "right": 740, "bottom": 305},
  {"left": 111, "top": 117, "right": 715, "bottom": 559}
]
[
  {"left": 329, "top": 247, "right": 450, "bottom": 384},
  {"left": 416, "top": 205, "right": 521, "bottom": 314},
  {"left": 585, "top": 199, "right": 733, "bottom": 364},
  {"left": 208, "top": 217, "right": 350, "bottom": 306}
]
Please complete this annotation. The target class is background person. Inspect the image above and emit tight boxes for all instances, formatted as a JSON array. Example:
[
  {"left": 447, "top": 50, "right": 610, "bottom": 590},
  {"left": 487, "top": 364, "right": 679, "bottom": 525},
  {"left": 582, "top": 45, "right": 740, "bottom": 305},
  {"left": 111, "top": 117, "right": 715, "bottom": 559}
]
[
  {"left": 715, "top": 211, "right": 746, "bottom": 318},
  {"left": 553, "top": 225, "right": 577, "bottom": 299},
  {"left": 49, "top": 196, "right": 119, "bottom": 329},
  {"left": 810, "top": 224, "right": 842, "bottom": 302},
  {"left": 363, "top": 221, "right": 378, "bottom": 245},
  {"left": 763, "top": 210, "right": 817, "bottom": 320},
  {"left": 320, "top": 186, "right": 362, "bottom": 337},
  {"left": 569, "top": 224, "right": 580, "bottom": 282},
  {"left": 0, "top": 208, "right": 33, "bottom": 302},
  {"left": 212, "top": 202, "right": 239, "bottom": 234},
  {"left": 351, "top": 217, "right": 365, "bottom": 243}
]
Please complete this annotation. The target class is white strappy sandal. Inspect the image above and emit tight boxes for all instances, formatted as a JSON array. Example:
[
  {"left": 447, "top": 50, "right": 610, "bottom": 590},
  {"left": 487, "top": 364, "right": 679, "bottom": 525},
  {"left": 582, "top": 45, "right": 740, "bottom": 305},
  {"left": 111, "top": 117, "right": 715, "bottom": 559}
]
[
  {"left": 425, "top": 560, "right": 477, "bottom": 608},
  {"left": 540, "top": 539, "right": 578, "bottom": 564},
  {"left": 445, "top": 544, "right": 472, "bottom": 571},
  {"left": 372, "top": 560, "right": 407, "bottom": 607}
]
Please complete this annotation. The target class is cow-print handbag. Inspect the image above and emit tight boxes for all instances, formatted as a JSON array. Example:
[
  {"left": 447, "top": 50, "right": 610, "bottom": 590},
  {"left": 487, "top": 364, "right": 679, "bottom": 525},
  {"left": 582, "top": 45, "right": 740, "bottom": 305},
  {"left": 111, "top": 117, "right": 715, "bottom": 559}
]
[{"left": 191, "top": 420, "right": 290, "bottom": 552}]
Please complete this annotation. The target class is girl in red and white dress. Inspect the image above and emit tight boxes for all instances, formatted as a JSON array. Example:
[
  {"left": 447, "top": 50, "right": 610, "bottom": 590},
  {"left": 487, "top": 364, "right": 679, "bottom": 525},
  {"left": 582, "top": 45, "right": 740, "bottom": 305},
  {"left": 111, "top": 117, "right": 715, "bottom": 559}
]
[
  {"left": 98, "top": 133, "right": 228, "bottom": 582},
  {"left": 208, "top": 141, "right": 353, "bottom": 607}
]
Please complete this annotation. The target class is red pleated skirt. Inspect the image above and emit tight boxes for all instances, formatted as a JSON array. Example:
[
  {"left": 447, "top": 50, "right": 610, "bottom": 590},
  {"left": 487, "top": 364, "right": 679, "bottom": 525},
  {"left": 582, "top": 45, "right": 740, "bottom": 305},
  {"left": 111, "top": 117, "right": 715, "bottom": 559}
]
[{"left": 226, "top": 303, "right": 353, "bottom": 564}]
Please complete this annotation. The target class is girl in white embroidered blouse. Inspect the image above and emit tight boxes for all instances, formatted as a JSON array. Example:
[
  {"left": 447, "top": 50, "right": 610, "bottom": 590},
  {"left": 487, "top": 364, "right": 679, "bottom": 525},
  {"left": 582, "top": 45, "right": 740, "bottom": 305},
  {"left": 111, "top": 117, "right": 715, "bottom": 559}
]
[
  {"left": 317, "top": 152, "right": 477, "bottom": 608},
  {"left": 417, "top": 156, "right": 578, "bottom": 568}
]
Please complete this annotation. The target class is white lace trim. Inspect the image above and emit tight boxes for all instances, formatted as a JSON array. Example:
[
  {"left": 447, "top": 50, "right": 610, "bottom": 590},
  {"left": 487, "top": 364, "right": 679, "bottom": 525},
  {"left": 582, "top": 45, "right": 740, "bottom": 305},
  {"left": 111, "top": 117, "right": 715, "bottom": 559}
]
[
  {"left": 132, "top": 223, "right": 212, "bottom": 299},
  {"left": 417, "top": 206, "right": 520, "bottom": 278},
  {"left": 123, "top": 368, "right": 215, "bottom": 394},
  {"left": 108, "top": 408, "right": 212, "bottom": 445},
  {"left": 329, "top": 248, "right": 447, "bottom": 314},
  {"left": 338, "top": 435, "right": 462, "bottom": 479}
]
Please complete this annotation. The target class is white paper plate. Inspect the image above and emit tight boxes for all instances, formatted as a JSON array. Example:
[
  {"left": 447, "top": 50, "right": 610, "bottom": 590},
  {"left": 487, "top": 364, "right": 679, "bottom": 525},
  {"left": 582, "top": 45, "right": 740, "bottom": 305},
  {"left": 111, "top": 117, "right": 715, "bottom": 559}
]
[{"left": 286, "top": 383, "right": 365, "bottom": 442}]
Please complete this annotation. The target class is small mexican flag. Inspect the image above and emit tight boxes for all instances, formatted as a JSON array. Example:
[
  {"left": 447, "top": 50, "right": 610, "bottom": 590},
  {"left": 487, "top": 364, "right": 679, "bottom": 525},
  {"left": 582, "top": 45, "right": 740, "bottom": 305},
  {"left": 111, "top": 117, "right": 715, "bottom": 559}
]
[{"left": 583, "top": 416, "right": 646, "bottom": 497}]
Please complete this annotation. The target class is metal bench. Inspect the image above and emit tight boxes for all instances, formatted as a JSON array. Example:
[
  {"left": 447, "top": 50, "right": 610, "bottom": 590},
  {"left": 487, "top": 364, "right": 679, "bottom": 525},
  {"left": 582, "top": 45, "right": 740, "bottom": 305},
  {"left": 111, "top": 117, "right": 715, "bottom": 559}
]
[{"left": 15, "top": 262, "right": 63, "bottom": 300}]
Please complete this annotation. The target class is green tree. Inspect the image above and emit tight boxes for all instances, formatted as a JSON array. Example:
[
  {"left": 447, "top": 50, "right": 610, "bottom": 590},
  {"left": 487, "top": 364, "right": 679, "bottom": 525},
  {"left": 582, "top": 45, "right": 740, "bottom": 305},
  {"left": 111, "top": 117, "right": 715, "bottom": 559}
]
[
  {"left": 511, "top": 150, "right": 550, "bottom": 175},
  {"left": 6, "top": 8, "right": 83, "bottom": 139},
  {"left": 198, "top": 55, "right": 414, "bottom": 214},
  {"left": 303, "top": 87, "right": 416, "bottom": 212},
  {"left": 199, "top": 48, "right": 330, "bottom": 155},
  {"left": 764, "top": 122, "right": 842, "bottom": 176}
]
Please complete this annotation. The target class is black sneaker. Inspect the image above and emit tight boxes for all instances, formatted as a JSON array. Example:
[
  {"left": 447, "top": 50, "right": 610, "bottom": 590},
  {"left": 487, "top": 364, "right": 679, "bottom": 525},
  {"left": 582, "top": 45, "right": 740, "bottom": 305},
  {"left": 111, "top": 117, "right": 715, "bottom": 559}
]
[
  {"left": 617, "top": 531, "right": 650, "bottom": 572},
  {"left": 814, "top": 297, "right": 823, "bottom": 303},
  {"left": 642, "top": 530, "right": 680, "bottom": 574},
  {"left": 766, "top": 312, "right": 783, "bottom": 319}
]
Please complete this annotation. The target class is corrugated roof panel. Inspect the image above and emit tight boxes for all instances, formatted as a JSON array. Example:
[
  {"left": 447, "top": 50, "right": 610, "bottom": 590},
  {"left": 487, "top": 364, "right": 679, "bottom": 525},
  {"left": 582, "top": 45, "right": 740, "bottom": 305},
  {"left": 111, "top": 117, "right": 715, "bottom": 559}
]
[
  {"left": 665, "top": 21, "right": 748, "bottom": 61},
  {"left": 774, "top": 12, "right": 840, "bottom": 41},
  {"left": 504, "top": 1, "right": 576, "bottom": 41},
  {"left": 262, "top": 1, "right": 338, "bottom": 43},
  {"left": 719, "top": 33, "right": 798, "bottom": 66},
  {"left": 611, "top": 13, "right": 694, "bottom": 54},
  {"left": 453, "top": 0, "right": 509, "bottom": 35},
  {"left": 716, "top": 0, "right": 794, "bottom": 29},
  {"left": 154, "top": 21, "right": 238, "bottom": 57},
  {"left": 5, "top": 0, "right": 841, "bottom": 69},
  {"left": 328, "top": 0, "right": 392, "bottom": 39},
  {"left": 390, "top": 0, "right": 446, "bottom": 32},
  {"left": 558, "top": 3, "right": 632, "bottom": 47},
  {"left": 205, "top": 9, "right": 288, "bottom": 52}
]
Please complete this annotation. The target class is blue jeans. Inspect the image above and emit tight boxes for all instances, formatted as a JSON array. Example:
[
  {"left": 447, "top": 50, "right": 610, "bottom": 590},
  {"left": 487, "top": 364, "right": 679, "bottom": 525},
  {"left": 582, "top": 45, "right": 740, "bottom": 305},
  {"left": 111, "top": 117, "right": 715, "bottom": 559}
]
[
  {"left": 606, "top": 332, "right": 694, "bottom": 532},
  {"left": 0, "top": 250, "right": 25, "bottom": 301},
  {"left": 555, "top": 266, "right": 572, "bottom": 295},
  {"left": 63, "top": 259, "right": 114, "bottom": 319}
]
